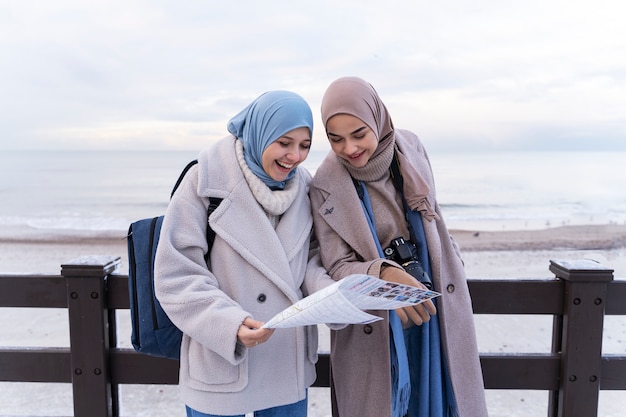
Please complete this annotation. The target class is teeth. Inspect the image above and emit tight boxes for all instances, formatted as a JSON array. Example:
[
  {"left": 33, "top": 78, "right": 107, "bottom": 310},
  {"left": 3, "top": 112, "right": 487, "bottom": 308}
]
[{"left": 277, "top": 161, "right": 293, "bottom": 169}]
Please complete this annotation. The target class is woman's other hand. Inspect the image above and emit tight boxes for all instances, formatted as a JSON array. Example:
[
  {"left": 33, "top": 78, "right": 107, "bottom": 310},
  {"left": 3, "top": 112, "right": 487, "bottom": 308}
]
[
  {"left": 380, "top": 266, "right": 437, "bottom": 327},
  {"left": 237, "top": 317, "right": 275, "bottom": 348}
]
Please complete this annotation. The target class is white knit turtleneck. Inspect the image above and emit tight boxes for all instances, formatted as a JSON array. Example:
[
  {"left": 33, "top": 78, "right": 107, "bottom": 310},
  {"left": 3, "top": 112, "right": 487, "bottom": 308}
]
[{"left": 235, "top": 139, "right": 300, "bottom": 228}]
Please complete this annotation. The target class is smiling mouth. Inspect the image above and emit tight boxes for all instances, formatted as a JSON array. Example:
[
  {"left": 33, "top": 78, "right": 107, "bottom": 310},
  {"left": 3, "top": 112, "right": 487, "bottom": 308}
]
[{"left": 276, "top": 161, "right": 294, "bottom": 170}]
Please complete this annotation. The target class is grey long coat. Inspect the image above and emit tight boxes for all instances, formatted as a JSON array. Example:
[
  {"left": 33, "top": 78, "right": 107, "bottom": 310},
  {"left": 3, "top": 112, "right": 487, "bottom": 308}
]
[
  {"left": 155, "top": 136, "right": 333, "bottom": 415},
  {"left": 309, "top": 130, "right": 488, "bottom": 417}
]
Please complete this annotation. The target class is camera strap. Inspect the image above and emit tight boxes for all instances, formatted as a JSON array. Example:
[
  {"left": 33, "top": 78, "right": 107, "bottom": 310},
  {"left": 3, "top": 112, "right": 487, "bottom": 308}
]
[
  {"left": 389, "top": 152, "right": 420, "bottom": 245},
  {"left": 389, "top": 152, "right": 433, "bottom": 281}
]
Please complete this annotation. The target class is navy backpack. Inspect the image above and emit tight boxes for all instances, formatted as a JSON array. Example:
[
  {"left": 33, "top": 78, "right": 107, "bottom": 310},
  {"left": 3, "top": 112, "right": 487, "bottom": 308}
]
[{"left": 127, "top": 160, "right": 221, "bottom": 359}]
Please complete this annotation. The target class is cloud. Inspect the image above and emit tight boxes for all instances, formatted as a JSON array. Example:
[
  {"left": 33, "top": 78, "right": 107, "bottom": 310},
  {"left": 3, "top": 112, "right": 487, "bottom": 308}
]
[{"left": 1, "top": 0, "right": 625, "bottom": 151}]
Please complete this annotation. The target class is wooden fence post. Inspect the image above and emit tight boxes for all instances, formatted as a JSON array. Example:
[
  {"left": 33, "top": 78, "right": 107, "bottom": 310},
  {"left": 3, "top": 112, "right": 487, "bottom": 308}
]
[
  {"left": 548, "top": 259, "right": 614, "bottom": 417},
  {"left": 62, "top": 255, "right": 121, "bottom": 417}
]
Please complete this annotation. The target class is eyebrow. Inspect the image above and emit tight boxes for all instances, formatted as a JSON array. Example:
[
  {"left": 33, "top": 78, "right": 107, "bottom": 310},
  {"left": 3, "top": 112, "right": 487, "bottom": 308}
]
[
  {"left": 327, "top": 126, "right": 368, "bottom": 138},
  {"left": 281, "top": 134, "right": 312, "bottom": 142}
]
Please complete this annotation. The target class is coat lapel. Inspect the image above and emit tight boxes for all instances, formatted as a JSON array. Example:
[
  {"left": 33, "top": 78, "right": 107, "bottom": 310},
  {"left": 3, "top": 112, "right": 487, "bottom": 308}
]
[
  {"left": 314, "top": 161, "right": 380, "bottom": 262},
  {"left": 275, "top": 178, "right": 313, "bottom": 262},
  {"left": 208, "top": 176, "right": 307, "bottom": 303}
]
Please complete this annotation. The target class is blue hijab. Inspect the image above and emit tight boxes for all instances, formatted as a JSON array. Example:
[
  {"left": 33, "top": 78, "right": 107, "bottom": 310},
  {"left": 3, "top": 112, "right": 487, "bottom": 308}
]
[{"left": 227, "top": 90, "right": 314, "bottom": 189}]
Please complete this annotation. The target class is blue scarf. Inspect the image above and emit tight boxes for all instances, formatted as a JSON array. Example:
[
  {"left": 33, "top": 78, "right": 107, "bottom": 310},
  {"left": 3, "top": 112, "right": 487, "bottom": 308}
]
[
  {"left": 403, "top": 208, "right": 458, "bottom": 417},
  {"left": 355, "top": 179, "right": 458, "bottom": 417},
  {"left": 226, "top": 90, "right": 313, "bottom": 190},
  {"left": 356, "top": 181, "right": 411, "bottom": 417}
]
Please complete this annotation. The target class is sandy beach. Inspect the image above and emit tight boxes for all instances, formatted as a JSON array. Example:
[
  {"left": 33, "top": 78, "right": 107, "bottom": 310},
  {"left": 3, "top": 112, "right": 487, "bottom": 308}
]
[{"left": 1, "top": 224, "right": 625, "bottom": 416}]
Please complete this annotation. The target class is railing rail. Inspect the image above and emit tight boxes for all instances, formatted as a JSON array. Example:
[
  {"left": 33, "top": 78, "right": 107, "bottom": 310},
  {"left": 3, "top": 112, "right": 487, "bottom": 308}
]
[{"left": 1, "top": 256, "right": 625, "bottom": 417}]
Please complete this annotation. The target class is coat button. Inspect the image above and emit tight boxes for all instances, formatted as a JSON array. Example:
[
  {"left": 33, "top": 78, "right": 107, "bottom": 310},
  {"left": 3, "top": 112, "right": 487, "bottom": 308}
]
[
  {"left": 363, "top": 324, "right": 373, "bottom": 334},
  {"left": 257, "top": 294, "right": 267, "bottom": 303},
  {"left": 447, "top": 284, "right": 455, "bottom": 293}
]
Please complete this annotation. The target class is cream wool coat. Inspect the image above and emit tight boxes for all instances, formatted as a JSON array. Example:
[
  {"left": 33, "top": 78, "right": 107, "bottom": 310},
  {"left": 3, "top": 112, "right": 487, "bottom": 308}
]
[
  {"left": 155, "top": 136, "right": 333, "bottom": 415},
  {"left": 310, "top": 130, "right": 488, "bottom": 417}
]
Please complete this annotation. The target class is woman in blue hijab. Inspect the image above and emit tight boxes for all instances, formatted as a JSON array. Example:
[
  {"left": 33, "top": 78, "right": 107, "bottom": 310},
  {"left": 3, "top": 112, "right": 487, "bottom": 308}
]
[{"left": 155, "top": 90, "right": 335, "bottom": 417}]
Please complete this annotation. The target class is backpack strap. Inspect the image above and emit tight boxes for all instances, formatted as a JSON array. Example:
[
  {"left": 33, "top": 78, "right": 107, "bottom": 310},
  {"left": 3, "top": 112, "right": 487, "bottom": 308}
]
[
  {"left": 170, "top": 159, "right": 199, "bottom": 199},
  {"left": 206, "top": 197, "right": 223, "bottom": 253},
  {"left": 168, "top": 159, "right": 222, "bottom": 261}
]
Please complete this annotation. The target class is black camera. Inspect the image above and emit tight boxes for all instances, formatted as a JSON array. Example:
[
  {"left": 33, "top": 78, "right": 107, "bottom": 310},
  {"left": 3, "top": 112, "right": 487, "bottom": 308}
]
[{"left": 384, "top": 237, "right": 433, "bottom": 289}]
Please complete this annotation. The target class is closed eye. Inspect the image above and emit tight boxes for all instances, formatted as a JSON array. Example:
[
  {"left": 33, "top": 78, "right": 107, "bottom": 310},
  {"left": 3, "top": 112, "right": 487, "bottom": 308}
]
[{"left": 328, "top": 133, "right": 343, "bottom": 143}]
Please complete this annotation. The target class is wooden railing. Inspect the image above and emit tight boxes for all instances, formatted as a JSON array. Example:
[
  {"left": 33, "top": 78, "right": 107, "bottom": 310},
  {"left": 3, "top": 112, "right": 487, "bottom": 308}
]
[{"left": 1, "top": 256, "right": 625, "bottom": 417}]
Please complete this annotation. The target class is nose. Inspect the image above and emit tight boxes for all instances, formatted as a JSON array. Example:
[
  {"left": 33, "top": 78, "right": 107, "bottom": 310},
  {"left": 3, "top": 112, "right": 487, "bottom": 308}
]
[
  {"left": 343, "top": 138, "right": 358, "bottom": 155},
  {"left": 286, "top": 146, "right": 304, "bottom": 162}
]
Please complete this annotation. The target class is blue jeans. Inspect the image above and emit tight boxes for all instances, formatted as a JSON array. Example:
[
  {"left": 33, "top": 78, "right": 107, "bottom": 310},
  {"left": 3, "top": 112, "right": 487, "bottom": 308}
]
[{"left": 185, "top": 393, "right": 308, "bottom": 417}]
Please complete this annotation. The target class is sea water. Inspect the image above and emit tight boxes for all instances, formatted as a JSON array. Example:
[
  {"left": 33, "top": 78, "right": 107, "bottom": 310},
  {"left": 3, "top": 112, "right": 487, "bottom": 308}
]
[
  {"left": 429, "top": 150, "right": 626, "bottom": 230},
  {"left": 0, "top": 149, "right": 625, "bottom": 240}
]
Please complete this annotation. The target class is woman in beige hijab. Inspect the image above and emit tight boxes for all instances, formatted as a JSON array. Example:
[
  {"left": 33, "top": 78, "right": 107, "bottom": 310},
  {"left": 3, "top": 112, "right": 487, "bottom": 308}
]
[{"left": 309, "top": 77, "right": 488, "bottom": 417}]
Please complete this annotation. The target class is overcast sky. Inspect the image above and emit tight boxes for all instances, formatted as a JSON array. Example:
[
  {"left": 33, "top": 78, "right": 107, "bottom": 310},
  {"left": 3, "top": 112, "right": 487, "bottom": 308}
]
[{"left": 1, "top": 0, "right": 625, "bottom": 153}]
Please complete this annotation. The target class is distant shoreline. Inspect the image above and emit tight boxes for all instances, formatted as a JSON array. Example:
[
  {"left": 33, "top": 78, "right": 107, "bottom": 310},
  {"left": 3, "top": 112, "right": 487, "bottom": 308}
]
[
  {"left": 451, "top": 224, "right": 626, "bottom": 252},
  {"left": 2, "top": 224, "right": 626, "bottom": 251}
]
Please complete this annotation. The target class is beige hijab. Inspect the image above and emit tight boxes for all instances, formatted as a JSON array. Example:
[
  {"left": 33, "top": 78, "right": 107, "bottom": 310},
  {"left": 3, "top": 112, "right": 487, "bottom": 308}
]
[{"left": 320, "top": 77, "right": 438, "bottom": 221}]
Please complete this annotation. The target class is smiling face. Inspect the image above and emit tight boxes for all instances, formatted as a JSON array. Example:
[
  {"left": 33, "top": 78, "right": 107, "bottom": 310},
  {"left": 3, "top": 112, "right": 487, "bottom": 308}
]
[
  {"left": 325, "top": 114, "right": 379, "bottom": 168},
  {"left": 261, "top": 126, "right": 311, "bottom": 181}
]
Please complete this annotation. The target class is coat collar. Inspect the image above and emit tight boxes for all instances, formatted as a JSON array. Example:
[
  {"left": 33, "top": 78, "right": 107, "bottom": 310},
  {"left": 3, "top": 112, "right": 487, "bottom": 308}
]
[{"left": 312, "top": 153, "right": 381, "bottom": 261}]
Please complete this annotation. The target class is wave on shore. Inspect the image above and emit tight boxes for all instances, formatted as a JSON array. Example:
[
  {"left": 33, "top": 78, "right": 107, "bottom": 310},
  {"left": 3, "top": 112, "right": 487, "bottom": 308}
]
[
  {"left": 0, "top": 224, "right": 128, "bottom": 243},
  {"left": 451, "top": 224, "right": 626, "bottom": 251}
]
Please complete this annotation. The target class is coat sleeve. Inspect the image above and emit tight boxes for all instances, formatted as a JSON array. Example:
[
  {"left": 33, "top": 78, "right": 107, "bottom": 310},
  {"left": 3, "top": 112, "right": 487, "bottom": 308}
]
[{"left": 154, "top": 169, "right": 250, "bottom": 365}]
